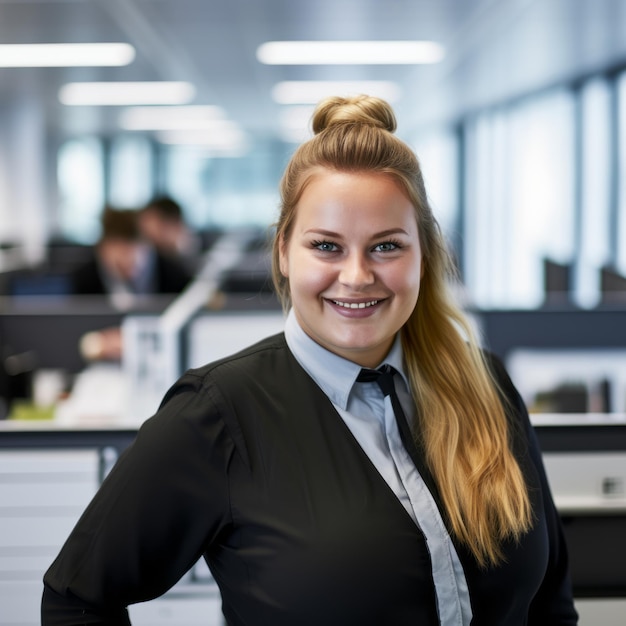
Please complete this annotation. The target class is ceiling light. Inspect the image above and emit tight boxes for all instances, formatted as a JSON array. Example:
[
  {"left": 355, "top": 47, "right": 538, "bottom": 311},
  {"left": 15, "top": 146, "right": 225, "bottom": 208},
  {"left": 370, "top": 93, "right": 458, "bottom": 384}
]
[
  {"left": 156, "top": 127, "right": 247, "bottom": 150},
  {"left": 257, "top": 40, "right": 444, "bottom": 65},
  {"left": 272, "top": 81, "right": 402, "bottom": 105},
  {"left": 119, "top": 105, "right": 228, "bottom": 130},
  {"left": 59, "top": 82, "right": 196, "bottom": 106},
  {"left": 0, "top": 43, "right": 135, "bottom": 67}
]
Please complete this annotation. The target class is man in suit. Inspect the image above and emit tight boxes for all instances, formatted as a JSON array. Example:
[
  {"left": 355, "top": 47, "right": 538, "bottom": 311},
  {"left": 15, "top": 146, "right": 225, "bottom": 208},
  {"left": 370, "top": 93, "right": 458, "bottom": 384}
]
[
  {"left": 71, "top": 206, "right": 194, "bottom": 361},
  {"left": 138, "top": 195, "right": 202, "bottom": 273},
  {"left": 71, "top": 206, "right": 193, "bottom": 297}
]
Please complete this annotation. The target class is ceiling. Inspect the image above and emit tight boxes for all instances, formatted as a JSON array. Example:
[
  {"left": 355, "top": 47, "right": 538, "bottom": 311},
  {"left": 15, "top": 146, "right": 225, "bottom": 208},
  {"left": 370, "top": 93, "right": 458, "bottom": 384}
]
[{"left": 1, "top": 0, "right": 626, "bottom": 146}]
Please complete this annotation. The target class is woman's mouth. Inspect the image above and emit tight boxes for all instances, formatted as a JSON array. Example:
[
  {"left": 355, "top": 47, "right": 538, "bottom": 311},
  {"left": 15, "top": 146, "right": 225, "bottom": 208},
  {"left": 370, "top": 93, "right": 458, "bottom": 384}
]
[{"left": 331, "top": 299, "right": 380, "bottom": 309}]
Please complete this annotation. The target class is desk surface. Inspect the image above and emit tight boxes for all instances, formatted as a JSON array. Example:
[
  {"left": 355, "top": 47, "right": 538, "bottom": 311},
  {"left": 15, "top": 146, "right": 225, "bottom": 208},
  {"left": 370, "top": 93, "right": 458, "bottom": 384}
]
[
  {"left": 1, "top": 412, "right": 626, "bottom": 459},
  {"left": 0, "top": 418, "right": 139, "bottom": 451}
]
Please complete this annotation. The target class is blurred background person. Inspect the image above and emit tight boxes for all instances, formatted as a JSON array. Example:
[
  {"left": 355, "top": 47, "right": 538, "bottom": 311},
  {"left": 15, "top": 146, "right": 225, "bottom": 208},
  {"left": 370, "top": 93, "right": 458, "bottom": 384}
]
[
  {"left": 71, "top": 206, "right": 194, "bottom": 362},
  {"left": 71, "top": 206, "right": 193, "bottom": 299},
  {"left": 138, "top": 195, "right": 202, "bottom": 274}
]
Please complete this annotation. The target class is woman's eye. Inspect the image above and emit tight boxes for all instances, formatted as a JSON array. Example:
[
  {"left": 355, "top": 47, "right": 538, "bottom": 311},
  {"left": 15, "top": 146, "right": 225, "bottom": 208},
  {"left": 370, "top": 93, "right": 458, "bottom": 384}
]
[
  {"left": 313, "top": 240, "right": 337, "bottom": 252},
  {"left": 374, "top": 241, "right": 400, "bottom": 252}
]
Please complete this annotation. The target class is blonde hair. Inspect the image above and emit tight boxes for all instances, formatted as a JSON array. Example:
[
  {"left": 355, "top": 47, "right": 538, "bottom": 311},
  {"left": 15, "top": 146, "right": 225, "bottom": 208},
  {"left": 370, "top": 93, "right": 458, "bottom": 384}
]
[{"left": 272, "top": 95, "right": 532, "bottom": 567}]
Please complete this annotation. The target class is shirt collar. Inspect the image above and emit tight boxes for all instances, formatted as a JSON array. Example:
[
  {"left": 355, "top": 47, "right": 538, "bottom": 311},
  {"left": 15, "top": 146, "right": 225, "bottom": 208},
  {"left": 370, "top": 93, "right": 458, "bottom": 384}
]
[{"left": 284, "top": 308, "right": 409, "bottom": 410}]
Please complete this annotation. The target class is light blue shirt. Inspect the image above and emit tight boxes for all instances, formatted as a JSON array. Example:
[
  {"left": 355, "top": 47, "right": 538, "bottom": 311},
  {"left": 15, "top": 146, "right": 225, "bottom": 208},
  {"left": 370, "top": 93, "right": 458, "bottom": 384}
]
[{"left": 284, "top": 309, "right": 472, "bottom": 626}]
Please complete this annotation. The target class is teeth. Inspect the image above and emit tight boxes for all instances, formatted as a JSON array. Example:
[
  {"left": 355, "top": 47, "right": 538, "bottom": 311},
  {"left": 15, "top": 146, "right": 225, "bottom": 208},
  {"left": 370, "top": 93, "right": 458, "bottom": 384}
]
[{"left": 333, "top": 300, "right": 379, "bottom": 309}]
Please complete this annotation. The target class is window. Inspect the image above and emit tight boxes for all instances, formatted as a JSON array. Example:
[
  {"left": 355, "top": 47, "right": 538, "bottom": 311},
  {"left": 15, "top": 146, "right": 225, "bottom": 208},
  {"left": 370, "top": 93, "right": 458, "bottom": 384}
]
[
  {"left": 616, "top": 72, "right": 626, "bottom": 275},
  {"left": 109, "top": 136, "right": 153, "bottom": 209},
  {"left": 412, "top": 129, "right": 459, "bottom": 247},
  {"left": 463, "top": 90, "right": 576, "bottom": 309},
  {"left": 574, "top": 78, "right": 612, "bottom": 308},
  {"left": 161, "top": 141, "right": 285, "bottom": 230},
  {"left": 57, "top": 138, "right": 105, "bottom": 244}
]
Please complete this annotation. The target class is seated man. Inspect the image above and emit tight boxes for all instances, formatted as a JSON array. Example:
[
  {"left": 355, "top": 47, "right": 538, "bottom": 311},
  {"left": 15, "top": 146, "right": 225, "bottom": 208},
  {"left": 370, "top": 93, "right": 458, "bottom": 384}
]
[
  {"left": 138, "top": 195, "right": 202, "bottom": 273},
  {"left": 71, "top": 207, "right": 194, "bottom": 362},
  {"left": 71, "top": 206, "right": 193, "bottom": 297}
]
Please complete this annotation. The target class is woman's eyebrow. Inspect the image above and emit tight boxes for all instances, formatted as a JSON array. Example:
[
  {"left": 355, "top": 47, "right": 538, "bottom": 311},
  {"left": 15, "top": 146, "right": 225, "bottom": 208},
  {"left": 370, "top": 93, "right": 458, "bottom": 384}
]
[
  {"left": 302, "top": 228, "right": 341, "bottom": 237},
  {"left": 372, "top": 228, "right": 410, "bottom": 238},
  {"left": 302, "top": 227, "right": 409, "bottom": 238}
]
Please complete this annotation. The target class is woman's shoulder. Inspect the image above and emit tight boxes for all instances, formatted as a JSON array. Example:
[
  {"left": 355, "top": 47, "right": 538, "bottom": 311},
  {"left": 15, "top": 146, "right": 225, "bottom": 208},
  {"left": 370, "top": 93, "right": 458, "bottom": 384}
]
[
  {"left": 187, "top": 331, "right": 291, "bottom": 379},
  {"left": 144, "top": 333, "right": 293, "bottom": 466},
  {"left": 153, "top": 332, "right": 290, "bottom": 408},
  {"left": 481, "top": 349, "right": 518, "bottom": 402},
  {"left": 480, "top": 348, "right": 536, "bottom": 450},
  {"left": 174, "top": 331, "right": 305, "bottom": 400}
]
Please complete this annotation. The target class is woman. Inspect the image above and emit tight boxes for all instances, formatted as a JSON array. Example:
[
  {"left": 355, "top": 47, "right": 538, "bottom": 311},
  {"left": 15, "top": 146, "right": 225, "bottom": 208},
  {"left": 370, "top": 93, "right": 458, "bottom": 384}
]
[{"left": 42, "top": 96, "right": 578, "bottom": 625}]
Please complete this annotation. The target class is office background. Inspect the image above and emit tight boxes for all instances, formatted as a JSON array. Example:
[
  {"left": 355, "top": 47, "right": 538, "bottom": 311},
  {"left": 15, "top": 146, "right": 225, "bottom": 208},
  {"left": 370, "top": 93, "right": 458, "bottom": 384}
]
[
  {"left": 0, "top": 1, "right": 625, "bottom": 624},
  {"left": 0, "top": 0, "right": 625, "bottom": 309}
]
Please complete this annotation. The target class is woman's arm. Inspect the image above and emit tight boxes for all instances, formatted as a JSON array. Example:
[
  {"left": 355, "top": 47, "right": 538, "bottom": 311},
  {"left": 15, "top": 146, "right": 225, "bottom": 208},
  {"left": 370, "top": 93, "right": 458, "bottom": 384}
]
[
  {"left": 524, "top": 415, "right": 579, "bottom": 625},
  {"left": 42, "top": 584, "right": 130, "bottom": 626},
  {"left": 486, "top": 352, "right": 578, "bottom": 625},
  {"left": 41, "top": 373, "right": 235, "bottom": 624}
]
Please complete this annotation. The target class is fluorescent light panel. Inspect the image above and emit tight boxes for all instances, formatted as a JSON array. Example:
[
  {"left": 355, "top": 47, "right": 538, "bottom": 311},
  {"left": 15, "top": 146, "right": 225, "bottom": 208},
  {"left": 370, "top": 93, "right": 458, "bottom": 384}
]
[
  {"left": 157, "top": 130, "right": 245, "bottom": 145},
  {"left": 59, "top": 82, "right": 196, "bottom": 106},
  {"left": 119, "top": 105, "right": 228, "bottom": 130},
  {"left": 0, "top": 43, "right": 135, "bottom": 67},
  {"left": 272, "top": 81, "right": 402, "bottom": 104},
  {"left": 157, "top": 128, "right": 248, "bottom": 156},
  {"left": 257, "top": 40, "right": 444, "bottom": 65}
]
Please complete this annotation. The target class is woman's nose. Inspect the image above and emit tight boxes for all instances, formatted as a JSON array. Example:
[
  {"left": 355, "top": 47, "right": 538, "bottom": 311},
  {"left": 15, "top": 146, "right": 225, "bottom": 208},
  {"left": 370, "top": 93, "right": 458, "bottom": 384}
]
[{"left": 338, "top": 253, "right": 375, "bottom": 288}]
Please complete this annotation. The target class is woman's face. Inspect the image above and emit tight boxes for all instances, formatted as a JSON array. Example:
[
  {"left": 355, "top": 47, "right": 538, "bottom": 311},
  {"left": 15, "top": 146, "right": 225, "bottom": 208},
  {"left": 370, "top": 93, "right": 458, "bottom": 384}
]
[{"left": 279, "top": 169, "right": 423, "bottom": 368}]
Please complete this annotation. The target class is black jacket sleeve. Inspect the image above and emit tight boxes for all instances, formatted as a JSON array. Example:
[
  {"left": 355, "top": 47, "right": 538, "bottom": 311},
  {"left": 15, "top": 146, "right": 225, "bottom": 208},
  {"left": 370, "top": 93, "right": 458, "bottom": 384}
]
[
  {"left": 486, "top": 352, "right": 578, "bottom": 625},
  {"left": 41, "top": 372, "right": 235, "bottom": 625}
]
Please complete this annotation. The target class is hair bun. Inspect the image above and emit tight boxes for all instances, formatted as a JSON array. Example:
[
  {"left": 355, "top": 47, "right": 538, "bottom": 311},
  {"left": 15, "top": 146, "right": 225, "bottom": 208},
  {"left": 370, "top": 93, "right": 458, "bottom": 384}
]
[{"left": 311, "top": 95, "right": 397, "bottom": 135}]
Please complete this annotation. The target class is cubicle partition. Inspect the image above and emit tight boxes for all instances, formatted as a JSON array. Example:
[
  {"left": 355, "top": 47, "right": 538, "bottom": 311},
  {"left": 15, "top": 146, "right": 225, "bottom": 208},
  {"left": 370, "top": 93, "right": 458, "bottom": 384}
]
[
  {"left": 0, "top": 296, "right": 156, "bottom": 418},
  {"left": 476, "top": 307, "right": 626, "bottom": 360},
  {"left": 0, "top": 293, "right": 282, "bottom": 417}
]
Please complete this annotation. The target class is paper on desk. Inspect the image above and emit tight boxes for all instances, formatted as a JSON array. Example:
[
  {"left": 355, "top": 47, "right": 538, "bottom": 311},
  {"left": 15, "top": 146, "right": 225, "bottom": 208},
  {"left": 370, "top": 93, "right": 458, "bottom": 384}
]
[{"left": 54, "top": 363, "right": 131, "bottom": 425}]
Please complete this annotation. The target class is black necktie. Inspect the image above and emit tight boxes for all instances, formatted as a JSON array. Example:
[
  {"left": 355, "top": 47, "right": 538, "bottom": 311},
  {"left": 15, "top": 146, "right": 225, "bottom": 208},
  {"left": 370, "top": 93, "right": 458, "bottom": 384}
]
[
  {"left": 357, "top": 365, "right": 439, "bottom": 501},
  {"left": 357, "top": 365, "right": 419, "bottom": 458}
]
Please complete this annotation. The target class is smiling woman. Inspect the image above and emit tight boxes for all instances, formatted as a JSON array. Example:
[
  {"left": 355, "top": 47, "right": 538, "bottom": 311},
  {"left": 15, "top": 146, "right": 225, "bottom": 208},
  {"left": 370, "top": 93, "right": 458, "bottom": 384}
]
[
  {"left": 41, "top": 95, "right": 578, "bottom": 626},
  {"left": 278, "top": 169, "right": 423, "bottom": 368}
]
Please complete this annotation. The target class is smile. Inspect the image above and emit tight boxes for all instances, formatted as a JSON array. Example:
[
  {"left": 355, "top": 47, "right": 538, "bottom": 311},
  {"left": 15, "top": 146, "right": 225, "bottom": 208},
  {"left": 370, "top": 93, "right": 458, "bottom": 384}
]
[{"left": 332, "top": 299, "right": 379, "bottom": 309}]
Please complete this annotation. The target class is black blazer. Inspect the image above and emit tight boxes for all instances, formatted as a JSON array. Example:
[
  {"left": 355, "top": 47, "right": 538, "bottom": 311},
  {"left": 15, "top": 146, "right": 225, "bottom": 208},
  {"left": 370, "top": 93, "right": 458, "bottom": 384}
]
[
  {"left": 71, "top": 251, "right": 192, "bottom": 295},
  {"left": 42, "top": 334, "right": 577, "bottom": 625}
]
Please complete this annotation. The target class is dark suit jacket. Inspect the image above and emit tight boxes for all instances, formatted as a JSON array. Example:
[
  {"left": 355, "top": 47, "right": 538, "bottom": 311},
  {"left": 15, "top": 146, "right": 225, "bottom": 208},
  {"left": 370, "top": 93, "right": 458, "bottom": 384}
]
[
  {"left": 42, "top": 334, "right": 577, "bottom": 625},
  {"left": 71, "top": 250, "right": 192, "bottom": 295}
]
